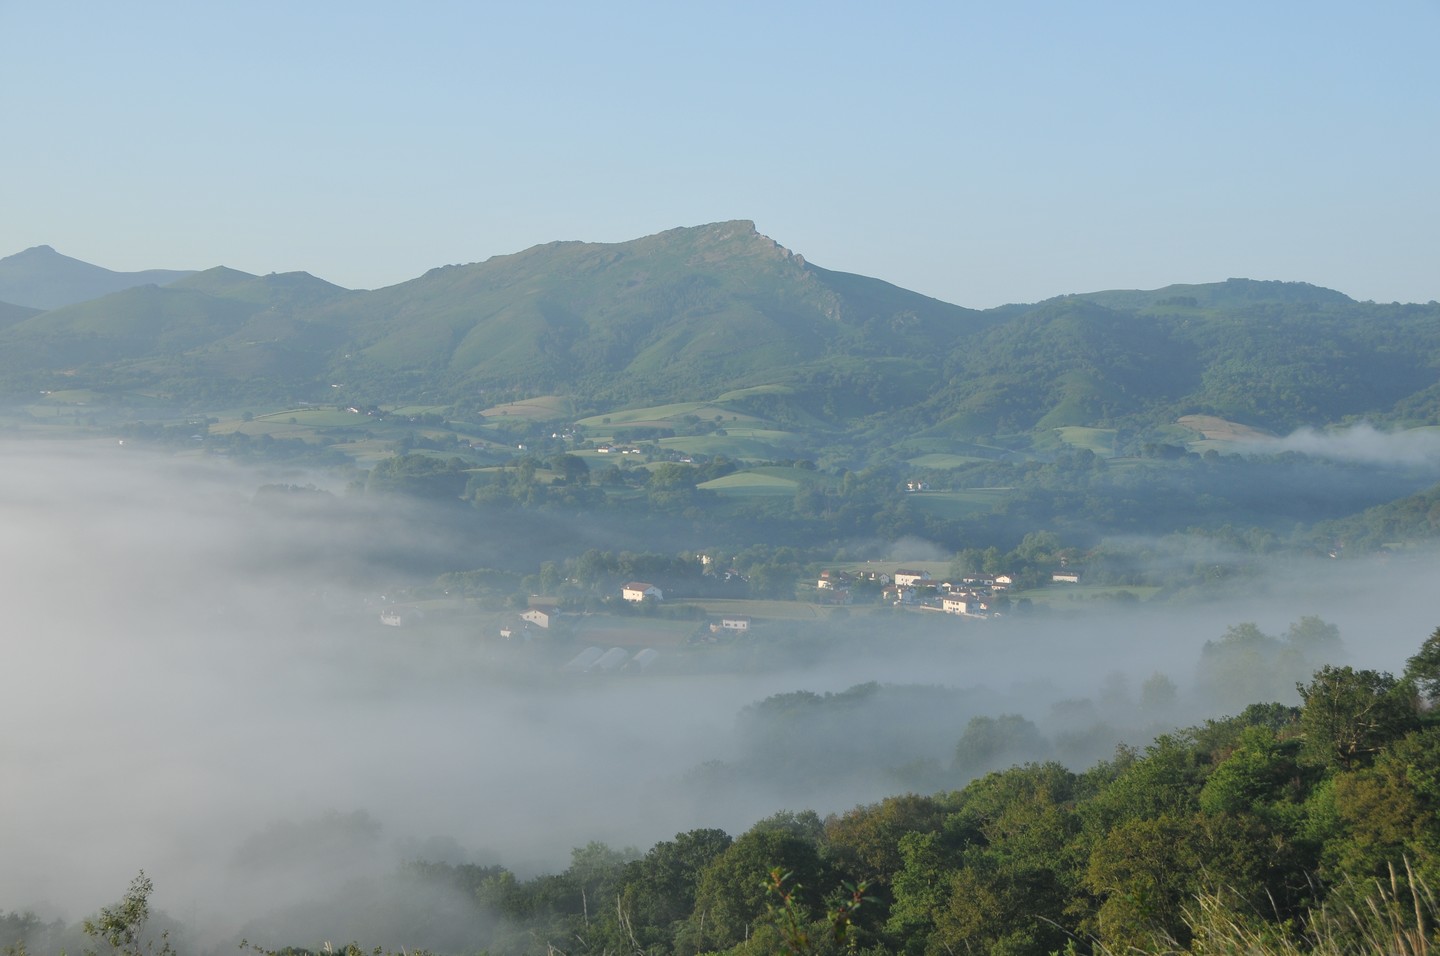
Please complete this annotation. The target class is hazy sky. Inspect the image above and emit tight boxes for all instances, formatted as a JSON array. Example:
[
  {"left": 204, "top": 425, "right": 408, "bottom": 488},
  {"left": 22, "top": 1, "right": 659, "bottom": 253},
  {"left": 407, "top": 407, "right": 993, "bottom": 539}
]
[{"left": 3, "top": 2, "right": 1436, "bottom": 307}]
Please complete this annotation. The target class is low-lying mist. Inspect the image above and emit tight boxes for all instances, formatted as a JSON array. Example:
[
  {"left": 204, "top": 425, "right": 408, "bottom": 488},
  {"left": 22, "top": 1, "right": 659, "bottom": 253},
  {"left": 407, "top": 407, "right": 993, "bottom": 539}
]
[
  {"left": 3, "top": 440, "right": 1436, "bottom": 951},
  {"left": 1254, "top": 421, "right": 1440, "bottom": 467}
]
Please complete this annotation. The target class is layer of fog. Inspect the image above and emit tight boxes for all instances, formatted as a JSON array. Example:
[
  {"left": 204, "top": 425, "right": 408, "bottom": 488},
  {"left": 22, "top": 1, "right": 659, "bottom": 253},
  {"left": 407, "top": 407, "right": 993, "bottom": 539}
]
[
  {"left": 3, "top": 440, "right": 1437, "bottom": 950},
  {"left": 1250, "top": 421, "right": 1440, "bottom": 467}
]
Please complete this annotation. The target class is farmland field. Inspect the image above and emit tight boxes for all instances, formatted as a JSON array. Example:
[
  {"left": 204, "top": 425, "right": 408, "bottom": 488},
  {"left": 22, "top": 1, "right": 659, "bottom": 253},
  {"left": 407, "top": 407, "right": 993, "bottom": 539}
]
[
  {"left": 683, "top": 598, "right": 852, "bottom": 621},
  {"left": 576, "top": 401, "right": 768, "bottom": 429},
  {"left": 906, "top": 453, "right": 990, "bottom": 469},
  {"left": 480, "top": 396, "right": 574, "bottom": 420},
  {"left": 656, "top": 431, "right": 800, "bottom": 460},
  {"left": 697, "top": 471, "right": 801, "bottom": 496}
]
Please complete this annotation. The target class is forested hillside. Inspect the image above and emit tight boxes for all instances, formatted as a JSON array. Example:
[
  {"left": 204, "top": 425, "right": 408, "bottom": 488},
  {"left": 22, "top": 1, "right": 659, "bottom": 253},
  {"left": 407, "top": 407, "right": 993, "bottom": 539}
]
[{"left": 2, "top": 225, "right": 1439, "bottom": 451}]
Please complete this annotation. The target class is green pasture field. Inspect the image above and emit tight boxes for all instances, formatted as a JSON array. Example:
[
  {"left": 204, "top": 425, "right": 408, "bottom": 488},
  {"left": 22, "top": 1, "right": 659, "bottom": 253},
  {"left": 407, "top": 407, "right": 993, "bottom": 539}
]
[
  {"left": 571, "top": 449, "right": 635, "bottom": 462},
  {"left": 576, "top": 401, "right": 769, "bottom": 429},
  {"left": 480, "top": 396, "right": 573, "bottom": 420},
  {"left": 210, "top": 419, "right": 325, "bottom": 441},
  {"left": 20, "top": 403, "right": 81, "bottom": 419},
  {"left": 576, "top": 401, "right": 707, "bottom": 426},
  {"left": 655, "top": 432, "right": 798, "bottom": 460},
  {"left": 34, "top": 389, "right": 105, "bottom": 404},
  {"left": 390, "top": 404, "right": 453, "bottom": 417},
  {"left": 257, "top": 407, "right": 365, "bottom": 427},
  {"left": 714, "top": 383, "right": 795, "bottom": 401},
  {"left": 697, "top": 471, "right": 801, "bottom": 496},
  {"left": 1053, "top": 426, "right": 1118, "bottom": 456},
  {"left": 684, "top": 598, "right": 848, "bottom": 621},
  {"left": 834, "top": 560, "right": 952, "bottom": 579},
  {"left": 327, "top": 438, "right": 405, "bottom": 464},
  {"left": 906, "top": 453, "right": 991, "bottom": 469}
]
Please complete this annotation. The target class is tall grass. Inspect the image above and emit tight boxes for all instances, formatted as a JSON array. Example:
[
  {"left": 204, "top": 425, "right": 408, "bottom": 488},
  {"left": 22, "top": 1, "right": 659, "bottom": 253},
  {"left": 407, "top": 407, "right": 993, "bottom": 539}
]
[{"left": 1164, "top": 861, "right": 1435, "bottom": 955}]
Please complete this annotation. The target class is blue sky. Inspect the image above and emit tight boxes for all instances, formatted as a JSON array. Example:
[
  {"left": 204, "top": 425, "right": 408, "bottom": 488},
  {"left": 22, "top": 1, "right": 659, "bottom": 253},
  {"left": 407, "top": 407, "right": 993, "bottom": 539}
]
[{"left": 3, "top": 1, "right": 1436, "bottom": 307}]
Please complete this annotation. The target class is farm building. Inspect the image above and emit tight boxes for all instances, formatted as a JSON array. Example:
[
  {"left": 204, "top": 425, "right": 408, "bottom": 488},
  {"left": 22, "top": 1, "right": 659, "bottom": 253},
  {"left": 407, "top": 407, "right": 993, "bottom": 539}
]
[{"left": 622, "top": 582, "right": 664, "bottom": 602}]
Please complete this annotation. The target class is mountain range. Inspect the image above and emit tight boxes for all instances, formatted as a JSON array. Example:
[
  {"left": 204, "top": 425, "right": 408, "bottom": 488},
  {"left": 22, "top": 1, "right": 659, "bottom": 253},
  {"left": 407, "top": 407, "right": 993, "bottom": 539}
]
[
  {"left": 1, "top": 222, "right": 1437, "bottom": 441},
  {"left": 0, "top": 244, "right": 195, "bottom": 311}
]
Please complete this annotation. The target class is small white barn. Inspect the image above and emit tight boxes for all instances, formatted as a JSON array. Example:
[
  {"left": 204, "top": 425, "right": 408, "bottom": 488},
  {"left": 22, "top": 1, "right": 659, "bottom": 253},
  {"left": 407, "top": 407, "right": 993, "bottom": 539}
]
[
  {"left": 521, "top": 606, "right": 558, "bottom": 628},
  {"left": 622, "top": 582, "right": 664, "bottom": 602}
]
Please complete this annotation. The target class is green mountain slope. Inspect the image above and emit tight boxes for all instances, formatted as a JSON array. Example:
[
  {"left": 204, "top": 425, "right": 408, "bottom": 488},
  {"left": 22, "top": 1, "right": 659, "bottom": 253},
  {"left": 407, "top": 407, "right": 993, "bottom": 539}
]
[
  {"left": 0, "top": 299, "right": 41, "bottom": 331},
  {"left": 1, "top": 224, "right": 1438, "bottom": 444},
  {"left": 0, "top": 245, "right": 195, "bottom": 310},
  {"left": 0, "top": 267, "right": 356, "bottom": 398},
  {"left": 915, "top": 287, "right": 1440, "bottom": 437},
  {"left": 313, "top": 220, "right": 987, "bottom": 408}
]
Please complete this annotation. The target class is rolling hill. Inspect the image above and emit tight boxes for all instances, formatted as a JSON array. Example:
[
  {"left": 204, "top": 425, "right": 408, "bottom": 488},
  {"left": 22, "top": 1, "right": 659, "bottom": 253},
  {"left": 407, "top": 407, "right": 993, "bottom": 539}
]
[
  {"left": 0, "top": 244, "right": 195, "bottom": 310},
  {"left": 1, "top": 223, "right": 1438, "bottom": 446}
]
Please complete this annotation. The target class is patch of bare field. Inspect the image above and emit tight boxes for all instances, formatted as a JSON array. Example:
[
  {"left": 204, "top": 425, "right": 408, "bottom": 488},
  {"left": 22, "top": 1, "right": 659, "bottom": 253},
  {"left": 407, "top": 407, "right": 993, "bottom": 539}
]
[{"left": 1176, "top": 414, "right": 1274, "bottom": 442}]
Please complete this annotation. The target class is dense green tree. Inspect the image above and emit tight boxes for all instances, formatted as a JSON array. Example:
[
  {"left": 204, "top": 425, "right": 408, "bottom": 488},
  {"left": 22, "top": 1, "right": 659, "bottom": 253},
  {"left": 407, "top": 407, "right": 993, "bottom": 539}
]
[
  {"left": 1404, "top": 626, "right": 1440, "bottom": 708},
  {"left": 1297, "top": 665, "right": 1417, "bottom": 770},
  {"left": 952, "top": 714, "right": 1050, "bottom": 778},
  {"left": 686, "top": 825, "right": 828, "bottom": 953}
]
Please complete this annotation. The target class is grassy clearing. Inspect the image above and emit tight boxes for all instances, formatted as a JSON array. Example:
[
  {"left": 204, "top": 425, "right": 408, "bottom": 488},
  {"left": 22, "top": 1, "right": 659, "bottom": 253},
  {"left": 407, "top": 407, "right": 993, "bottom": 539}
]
[
  {"left": 1054, "top": 426, "right": 1117, "bottom": 456},
  {"left": 1176, "top": 413, "right": 1275, "bottom": 442},
  {"left": 390, "top": 404, "right": 453, "bottom": 417},
  {"left": 576, "top": 401, "right": 770, "bottom": 430},
  {"left": 35, "top": 389, "right": 104, "bottom": 403},
  {"left": 255, "top": 408, "right": 363, "bottom": 427},
  {"left": 834, "top": 560, "right": 952, "bottom": 579},
  {"left": 698, "top": 472, "right": 801, "bottom": 496},
  {"left": 714, "top": 383, "right": 795, "bottom": 401},
  {"left": 481, "top": 396, "right": 572, "bottom": 420},
  {"left": 328, "top": 438, "right": 401, "bottom": 464},
  {"left": 209, "top": 419, "right": 326, "bottom": 441},
  {"left": 655, "top": 433, "right": 798, "bottom": 460},
  {"left": 578, "top": 401, "right": 704, "bottom": 425},
  {"left": 906, "top": 453, "right": 991, "bottom": 469},
  {"left": 684, "top": 598, "right": 838, "bottom": 621}
]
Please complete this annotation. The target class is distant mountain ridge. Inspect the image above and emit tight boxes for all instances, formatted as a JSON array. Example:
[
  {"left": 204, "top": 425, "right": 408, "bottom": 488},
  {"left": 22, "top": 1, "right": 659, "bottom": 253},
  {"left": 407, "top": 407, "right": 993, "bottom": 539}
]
[
  {"left": 0, "top": 244, "right": 196, "bottom": 310},
  {"left": 1, "top": 223, "right": 1437, "bottom": 441}
]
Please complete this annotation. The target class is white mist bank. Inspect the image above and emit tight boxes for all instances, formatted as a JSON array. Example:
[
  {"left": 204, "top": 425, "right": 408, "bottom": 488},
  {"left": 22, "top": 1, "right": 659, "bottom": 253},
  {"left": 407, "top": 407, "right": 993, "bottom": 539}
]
[
  {"left": 1, "top": 440, "right": 1436, "bottom": 943},
  {"left": 1249, "top": 422, "right": 1440, "bottom": 467}
]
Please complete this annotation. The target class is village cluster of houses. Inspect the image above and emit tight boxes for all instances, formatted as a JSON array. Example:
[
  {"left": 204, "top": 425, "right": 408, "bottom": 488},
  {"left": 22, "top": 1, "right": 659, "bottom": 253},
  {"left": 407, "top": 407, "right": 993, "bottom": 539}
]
[
  {"left": 817, "top": 565, "right": 1083, "bottom": 618},
  {"left": 381, "top": 561, "right": 1087, "bottom": 641}
]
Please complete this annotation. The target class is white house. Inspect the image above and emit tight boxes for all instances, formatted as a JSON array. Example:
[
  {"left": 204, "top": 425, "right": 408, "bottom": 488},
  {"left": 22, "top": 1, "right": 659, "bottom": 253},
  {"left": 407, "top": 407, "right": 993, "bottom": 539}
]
[
  {"left": 720, "top": 615, "right": 751, "bottom": 632},
  {"left": 521, "top": 607, "right": 558, "bottom": 628},
  {"left": 943, "top": 596, "right": 989, "bottom": 617},
  {"left": 1052, "top": 571, "right": 1081, "bottom": 584},
  {"left": 622, "top": 582, "right": 664, "bottom": 603},
  {"left": 893, "top": 569, "right": 932, "bottom": 588},
  {"left": 942, "top": 596, "right": 970, "bottom": 615}
]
